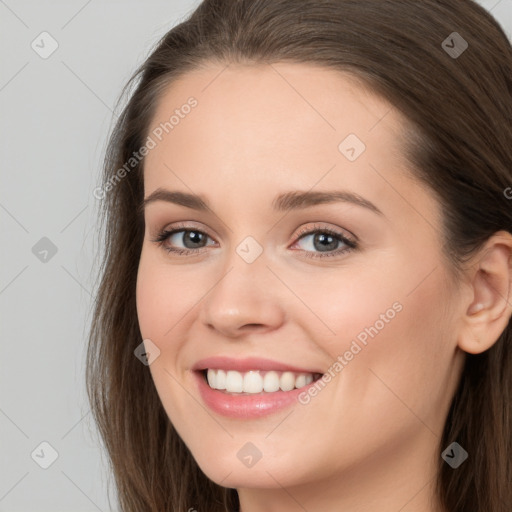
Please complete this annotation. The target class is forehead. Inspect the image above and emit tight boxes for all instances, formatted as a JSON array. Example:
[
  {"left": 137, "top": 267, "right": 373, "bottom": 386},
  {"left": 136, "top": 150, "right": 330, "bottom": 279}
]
[
  {"left": 142, "top": 62, "right": 439, "bottom": 228},
  {"left": 146, "top": 62, "right": 403, "bottom": 166}
]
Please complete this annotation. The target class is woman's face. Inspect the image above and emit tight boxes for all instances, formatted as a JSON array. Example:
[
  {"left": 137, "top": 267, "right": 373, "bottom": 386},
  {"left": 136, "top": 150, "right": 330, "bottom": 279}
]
[{"left": 136, "top": 62, "right": 466, "bottom": 504}]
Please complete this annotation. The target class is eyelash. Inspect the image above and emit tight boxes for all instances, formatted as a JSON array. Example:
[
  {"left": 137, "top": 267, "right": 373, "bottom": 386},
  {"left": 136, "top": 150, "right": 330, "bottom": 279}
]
[{"left": 150, "top": 222, "right": 358, "bottom": 259}]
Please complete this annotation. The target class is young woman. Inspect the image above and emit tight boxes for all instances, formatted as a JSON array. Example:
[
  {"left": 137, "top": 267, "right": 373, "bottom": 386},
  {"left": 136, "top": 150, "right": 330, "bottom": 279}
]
[{"left": 86, "top": 1, "right": 512, "bottom": 510}]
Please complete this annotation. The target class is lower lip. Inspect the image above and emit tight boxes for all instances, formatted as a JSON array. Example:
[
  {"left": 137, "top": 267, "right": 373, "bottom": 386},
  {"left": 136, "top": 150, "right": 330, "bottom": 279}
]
[{"left": 193, "top": 370, "right": 319, "bottom": 419}]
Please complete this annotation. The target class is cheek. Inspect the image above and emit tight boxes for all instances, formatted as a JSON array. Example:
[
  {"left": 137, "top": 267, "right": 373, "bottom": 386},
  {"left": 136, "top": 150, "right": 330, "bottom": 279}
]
[
  {"left": 312, "top": 254, "right": 454, "bottom": 409},
  {"left": 286, "top": 259, "right": 404, "bottom": 360},
  {"left": 136, "top": 247, "right": 200, "bottom": 338},
  {"left": 136, "top": 264, "right": 166, "bottom": 339},
  {"left": 135, "top": 249, "right": 194, "bottom": 422}
]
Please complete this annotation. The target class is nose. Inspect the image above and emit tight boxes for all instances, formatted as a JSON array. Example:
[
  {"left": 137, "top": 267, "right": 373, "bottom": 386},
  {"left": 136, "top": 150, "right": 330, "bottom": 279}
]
[{"left": 199, "top": 252, "right": 287, "bottom": 338}]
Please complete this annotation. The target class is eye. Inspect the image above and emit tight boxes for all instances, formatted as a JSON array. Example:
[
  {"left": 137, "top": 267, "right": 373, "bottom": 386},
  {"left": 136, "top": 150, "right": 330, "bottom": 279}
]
[
  {"left": 167, "top": 230, "right": 213, "bottom": 251},
  {"left": 290, "top": 223, "right": 358, "bottom": 259},
  {"left": 150, "top": 223, "right": 216, "bottom": 256},
  {"left": 150, "top": 222, "right": 358, "bottom": 259}
]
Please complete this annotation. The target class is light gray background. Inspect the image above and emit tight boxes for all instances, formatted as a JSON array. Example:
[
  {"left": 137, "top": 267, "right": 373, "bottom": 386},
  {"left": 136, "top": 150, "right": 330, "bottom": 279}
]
[{"left": 1, "top": 1, "right": 511, "bottom": 510}]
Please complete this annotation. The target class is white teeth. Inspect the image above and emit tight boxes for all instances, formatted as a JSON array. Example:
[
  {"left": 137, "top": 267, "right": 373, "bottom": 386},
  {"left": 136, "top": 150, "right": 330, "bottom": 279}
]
[
  {"left": 216, "top": 369, "right": 226, "bottom": 389},
  {"left": 243, "top": 371, "right": 263, "bottom": 393},
  {"left": 225, "top": 370, "right": 243, "bottom": 392},
  {"left": 205, "top": 369, "right": 319, "bottom": 394},
  {"left": 295, "top": 374, "right": 307, "bottom": 388},
  {"left": 263, "top": 371, "right": 280, "bottom": 392},
  {"left": 280, "top": 371, "right": 295, "bottom": 391}
]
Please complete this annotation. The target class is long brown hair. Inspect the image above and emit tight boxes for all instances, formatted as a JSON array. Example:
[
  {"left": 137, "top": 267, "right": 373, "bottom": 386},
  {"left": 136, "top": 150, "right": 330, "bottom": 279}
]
[{"left": 86, "top": 1, "right": 512, "bottom": 510}]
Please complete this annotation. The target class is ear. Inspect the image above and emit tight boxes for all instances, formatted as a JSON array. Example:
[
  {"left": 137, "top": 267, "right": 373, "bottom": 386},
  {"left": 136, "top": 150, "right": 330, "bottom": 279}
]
[{"left": 458, "top": 231, "right": 512, "bottom": 354}]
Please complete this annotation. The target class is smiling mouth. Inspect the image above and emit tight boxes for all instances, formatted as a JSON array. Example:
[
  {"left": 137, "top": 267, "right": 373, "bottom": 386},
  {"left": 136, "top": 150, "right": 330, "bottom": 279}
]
[{"left": 200, "top": 368, "right": 323, "bottom": 395}]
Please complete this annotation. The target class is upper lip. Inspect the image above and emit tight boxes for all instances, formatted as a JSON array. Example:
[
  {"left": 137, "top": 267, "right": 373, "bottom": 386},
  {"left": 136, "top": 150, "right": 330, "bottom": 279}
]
[{"left": 192, "top": 356, "right": 323, "bottom": 374}]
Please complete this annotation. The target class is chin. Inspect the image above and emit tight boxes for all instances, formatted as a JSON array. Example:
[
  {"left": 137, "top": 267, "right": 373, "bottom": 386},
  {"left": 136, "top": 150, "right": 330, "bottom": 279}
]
[{"left": 192, "top": 449, "right": 310, "bottom": 489}]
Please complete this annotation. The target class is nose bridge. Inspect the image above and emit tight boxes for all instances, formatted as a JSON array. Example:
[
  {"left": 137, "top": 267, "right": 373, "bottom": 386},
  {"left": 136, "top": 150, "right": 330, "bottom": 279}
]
[
  {"left": 218, "top": 228, "right": 272, "bottom": 286},
  {"left": 199, "top": 234, "right": 286, "bottom": 335},
  {"left": 210, "top": 234, "right": 271, "bottom": 306}
]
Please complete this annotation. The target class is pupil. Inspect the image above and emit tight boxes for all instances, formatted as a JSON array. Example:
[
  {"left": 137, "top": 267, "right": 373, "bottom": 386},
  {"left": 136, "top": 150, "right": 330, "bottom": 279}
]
[
  {"left": 184, "top": 231, "right": 204, "bottom": 248},
  {"left": 315, "top": 233, "right": 337, "bottom": 252}
]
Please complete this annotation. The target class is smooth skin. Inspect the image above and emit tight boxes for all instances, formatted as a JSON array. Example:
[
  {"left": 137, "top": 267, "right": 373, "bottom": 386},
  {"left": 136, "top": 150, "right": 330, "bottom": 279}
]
[{"left": 135, "top": 62, "right": 512, "bottom": 512}]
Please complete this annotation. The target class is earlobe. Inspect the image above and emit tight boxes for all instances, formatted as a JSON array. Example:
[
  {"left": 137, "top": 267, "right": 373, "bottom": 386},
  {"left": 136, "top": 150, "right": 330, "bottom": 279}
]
[{"left": 457, "top": 231, "right": 512, "bottom": 355}]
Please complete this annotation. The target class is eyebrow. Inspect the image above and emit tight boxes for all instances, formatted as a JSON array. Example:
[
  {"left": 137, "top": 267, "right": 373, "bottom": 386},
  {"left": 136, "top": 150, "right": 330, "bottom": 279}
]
[{"left": 141, "top": 188, "right": 384, "bottom": 216}]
